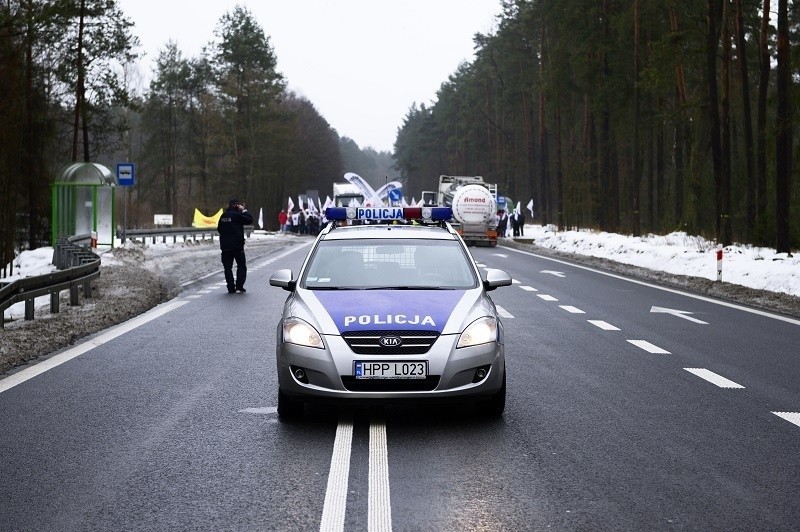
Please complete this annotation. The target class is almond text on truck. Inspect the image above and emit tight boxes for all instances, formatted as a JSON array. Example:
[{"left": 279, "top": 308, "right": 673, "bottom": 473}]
[{"left": 421, "top": 175, "right": 499, "bottom": 247}]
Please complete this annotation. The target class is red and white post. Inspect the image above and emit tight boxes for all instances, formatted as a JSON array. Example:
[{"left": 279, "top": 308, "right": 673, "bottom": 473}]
[
  {"left": 716, "top": 244, "right": 723, "bottom": 282},
  {"left": 90, "top": 231, "right": 98, "bottom": 249}
]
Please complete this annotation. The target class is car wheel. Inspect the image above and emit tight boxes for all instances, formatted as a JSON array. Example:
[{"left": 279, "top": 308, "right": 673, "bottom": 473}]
[
  {"left": 476, "top": 371, "right": 506, "bottom": 417},
  {"left": 278, "top": 389, "right": 304, "bottom": 420}
]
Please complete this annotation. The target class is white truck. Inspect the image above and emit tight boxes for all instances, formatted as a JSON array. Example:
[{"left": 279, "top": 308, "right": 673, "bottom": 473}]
[{"left": 422, "top": 175, "right": 498, "bottom": 247}]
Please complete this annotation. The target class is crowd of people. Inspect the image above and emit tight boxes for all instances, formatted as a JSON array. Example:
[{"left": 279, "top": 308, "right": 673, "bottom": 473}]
[
  {"left": 277, "top": 208, "right": 327, "bottom": 236},
  {"left": 496, "top": 209, "right": 526, "bottom": 237}
]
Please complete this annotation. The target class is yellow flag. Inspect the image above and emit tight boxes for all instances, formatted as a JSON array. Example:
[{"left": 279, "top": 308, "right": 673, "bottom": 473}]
[{"left": 192, "top": 208, "right": 223, "bottom": 228}]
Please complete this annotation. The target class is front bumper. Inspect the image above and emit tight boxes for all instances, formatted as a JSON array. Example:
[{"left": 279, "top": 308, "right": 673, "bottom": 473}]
[{"left": 276, "top": 333, "right": 505, "bottom": 402}]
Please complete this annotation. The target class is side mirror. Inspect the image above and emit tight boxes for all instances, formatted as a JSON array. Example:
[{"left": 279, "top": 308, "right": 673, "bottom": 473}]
[
  {"left": 269, "top": 269, "right": 296, "bottom": 292},
  {"left": 483, "top": 268, "right": 512, "bottom": 292}
]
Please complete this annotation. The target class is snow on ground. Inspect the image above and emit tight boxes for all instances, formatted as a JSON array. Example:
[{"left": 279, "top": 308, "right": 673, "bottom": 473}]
[{"left": 3, "top": 226, "right": 799, "bottom": 322}]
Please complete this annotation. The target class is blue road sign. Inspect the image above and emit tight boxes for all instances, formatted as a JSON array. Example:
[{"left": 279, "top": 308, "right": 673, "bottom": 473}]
[
  {"left": 117, "top": 163, "right": 135, "bottom": 186},
  {"left": 388, "top": 188, "right": 402, "bottom": 202}
]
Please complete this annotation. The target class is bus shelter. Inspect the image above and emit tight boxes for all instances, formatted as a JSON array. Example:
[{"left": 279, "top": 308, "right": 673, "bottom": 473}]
[{"left": 51, "top": 163, "right": 117, "bottom": 247}]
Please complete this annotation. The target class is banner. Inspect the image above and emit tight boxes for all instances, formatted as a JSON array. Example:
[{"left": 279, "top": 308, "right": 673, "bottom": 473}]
[
  {"left": 192, "top": 208, "right": 223, "bottom": 228},
  {"left": 526, "top": 199, "right": 534, "bottom": 217},
  {"left": 344, "top": 172, "right": 381, "bottom": 206},
  {"left": 287, "top": 196, "right": 295, "bottom": 212}
]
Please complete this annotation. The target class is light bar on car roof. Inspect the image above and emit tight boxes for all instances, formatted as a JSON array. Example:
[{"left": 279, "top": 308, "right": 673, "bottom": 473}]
[{"left": 325, "top": 206, "right": 453, "bottom": 222}]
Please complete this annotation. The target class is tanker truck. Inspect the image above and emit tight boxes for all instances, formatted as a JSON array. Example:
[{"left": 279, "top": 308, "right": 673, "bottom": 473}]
[{"left": 422, "top": 175, "right": 499, "bottom": 247}]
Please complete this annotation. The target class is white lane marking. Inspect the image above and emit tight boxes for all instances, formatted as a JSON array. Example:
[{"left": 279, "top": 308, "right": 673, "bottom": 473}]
[
  {"left": 684, "top": 368, "right": 745, "bottom": 389},
  {"left": 197, "top": 290, "right": 212, "bottom": 294},
  {"left": 511, "top": 279, "right": 521, "bottom": 284},
  {"left": 0, "top": 300, "right": 189, "bottom": 394},
  {"left": 320, "top": 417, "right": 354, "bottom": 532},
  {"left": 559, "top": 305, "right": 585, "bottom": 314},
  {"left": 540, "top": 270, "right": 565, "bottom": 278},
  {"left": 186, "top": 295, "right": 202, "bottom": 299},
  {"left": 773, "top": 412, "right": 800, "bottom": 428},
  {"left": 369, "top": 420, "right": 392, "bottom": 532},
  {"left": 239, "top": 406, "right": 277, "bottom": 414},
  {"left": 627, "top": 340, "right": 671, "bottom": 354},
  {"left": 537, "top": 294, "right": 558, "bottom": 302},
  {"left": 520, "top": 285, "right": 538, "bottom": 292},
  {"left": 502, "top": 245, "right": 800, "bottom": 326},
  {"left": 495, "top": 305, "right": 514, "bottom": 319},
  {"left": 650, "top": 306, "right": 708, "bottom": 325},
  {"left": 587, "top": 320, "right": 621, "bottom": 331}
]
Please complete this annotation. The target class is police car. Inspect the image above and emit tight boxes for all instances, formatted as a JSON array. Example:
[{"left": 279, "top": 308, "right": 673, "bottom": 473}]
[{"left": 269, "top": 206, "right": 512, "bottom": 419}]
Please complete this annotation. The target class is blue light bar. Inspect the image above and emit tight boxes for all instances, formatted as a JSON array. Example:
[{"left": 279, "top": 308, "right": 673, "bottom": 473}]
[{"left": 325, "top": 206, "right": 453, "bottom": 222}]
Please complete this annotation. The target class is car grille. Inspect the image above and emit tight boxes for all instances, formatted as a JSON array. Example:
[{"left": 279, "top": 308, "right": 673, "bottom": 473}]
[
  {"left": 341, "top": 376, "right": 440, "bottom": 392},
  {"left": 342, "top": 330, "right": 440, "bottom": 355}
]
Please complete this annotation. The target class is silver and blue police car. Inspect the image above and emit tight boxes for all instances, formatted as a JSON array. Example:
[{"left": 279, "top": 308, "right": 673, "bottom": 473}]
[{"left": 269, "top": 206, "right": 512, "bottom": 419}]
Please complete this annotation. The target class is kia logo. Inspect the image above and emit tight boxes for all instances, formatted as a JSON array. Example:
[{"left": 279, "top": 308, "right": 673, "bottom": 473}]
[{"left": 379, "top": 336, "right": 402, "bottom": 347}]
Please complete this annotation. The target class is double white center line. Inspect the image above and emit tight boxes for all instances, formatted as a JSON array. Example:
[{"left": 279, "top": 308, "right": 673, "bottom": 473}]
[{"left": 320, "top": 417, "right": 392, "bottom": 532}]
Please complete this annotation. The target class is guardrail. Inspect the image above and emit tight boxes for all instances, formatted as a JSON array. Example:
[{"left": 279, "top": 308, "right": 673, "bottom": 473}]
[
  {"left": 0, "top": 235, "right": 100, "bottom": 328},
  {"left": 123, "top": 226, "right": 255, "bottom": 245}
]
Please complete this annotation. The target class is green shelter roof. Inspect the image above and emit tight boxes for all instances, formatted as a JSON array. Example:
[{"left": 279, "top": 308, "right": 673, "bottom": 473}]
[{"left": 55, "top": 162, "right": 116, "bottom": 185}]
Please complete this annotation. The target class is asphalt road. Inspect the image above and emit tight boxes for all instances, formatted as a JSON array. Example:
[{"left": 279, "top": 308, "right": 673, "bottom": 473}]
[{"left": 1, "top": 241, "right": 799, "bottom": 531}]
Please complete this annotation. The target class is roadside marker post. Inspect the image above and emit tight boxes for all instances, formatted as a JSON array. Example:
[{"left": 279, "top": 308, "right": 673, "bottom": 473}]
[{"left": 716, "top": 244, "right": 723, "bottom": 282}]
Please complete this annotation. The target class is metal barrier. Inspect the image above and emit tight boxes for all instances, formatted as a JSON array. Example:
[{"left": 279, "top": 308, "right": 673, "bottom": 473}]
[
  {"left": 0, "top": 235, "right": 100, "bottom": 328},
  {"left": 123, "top": 226, "right": 254, "bottom": 246}
]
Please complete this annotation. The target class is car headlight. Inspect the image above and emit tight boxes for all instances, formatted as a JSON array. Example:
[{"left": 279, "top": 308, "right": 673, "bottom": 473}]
[
  {"left": 457, "top": 317, "right": 498, "bottom": 348},
  {"left": 283, "top": 317, "right": 324, "bottom": 349}
]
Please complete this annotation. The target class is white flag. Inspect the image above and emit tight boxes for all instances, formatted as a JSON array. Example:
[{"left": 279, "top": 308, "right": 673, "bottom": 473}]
[
  {"left": 297, "top": 196, "right": 304, "bottom": 211},
  {"left": 515, "top": 201, "right": 522, "bottom": 215},
  {"left": 258, "top": 207, "right": 263, "bottom": 229},
  {"left": 287, "top": 196, "right": 295, "bottom": 212},
  {"left": 526, "top": 198, "right": 534, "bottom": 217}
]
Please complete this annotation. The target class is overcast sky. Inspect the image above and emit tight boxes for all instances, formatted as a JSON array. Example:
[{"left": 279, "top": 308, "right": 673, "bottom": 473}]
[{"left": 116, "top": 0, "right": 502, "bottom": 153}]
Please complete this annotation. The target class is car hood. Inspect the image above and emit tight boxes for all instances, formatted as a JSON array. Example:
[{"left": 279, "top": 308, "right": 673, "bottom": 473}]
[{"left": 289, "top": 289, "right": 492, "bottom": 335}]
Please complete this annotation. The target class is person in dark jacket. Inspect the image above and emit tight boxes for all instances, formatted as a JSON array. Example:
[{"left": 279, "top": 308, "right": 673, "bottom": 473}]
[{"left": 217, "top": 198, "right": 253, "bottom": 293}]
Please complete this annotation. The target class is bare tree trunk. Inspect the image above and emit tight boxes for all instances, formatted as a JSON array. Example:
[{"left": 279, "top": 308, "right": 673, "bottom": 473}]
[
  {"left": 72, "top": 0, "right": 86, "bottom": 162},
  {"left": 707, "top": 0, "right": 723, "bottom": 240},
  {"left": 756, "top": 0, "right": 770, "bottom": 237},
  {"left": 539, "top": 26, "right": 549, "bottom": 226},
  {"left": 775, "top": 0, "right": 792, "bottom": 253},
  {"left": 632, "top": 0, "right": 641, "bottom": 236},
  {"left": 720, "top": 0, "right": 732, "bottom": 245},
  {"left": 735, "top": 0, "right": 755, "bottom": 237}
]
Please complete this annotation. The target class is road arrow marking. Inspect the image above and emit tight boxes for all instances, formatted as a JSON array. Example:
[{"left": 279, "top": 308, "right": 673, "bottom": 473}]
[
  {"left": 650, "top": 306, "right": 708, "bottom": 324},
  {"left": 540, "top": 270, "right": 565, "bottom": 277}
]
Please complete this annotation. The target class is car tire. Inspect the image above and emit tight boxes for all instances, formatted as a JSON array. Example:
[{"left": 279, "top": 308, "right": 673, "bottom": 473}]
[
  {"left": 476, "top": 371, "right": 506, "bottom": 417},
  {"left": 278, "top": 389, "right": 304, "bottom": 420}
]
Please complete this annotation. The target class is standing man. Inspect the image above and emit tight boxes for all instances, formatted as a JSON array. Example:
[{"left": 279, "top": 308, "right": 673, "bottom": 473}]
[
  {"left": 278, "top": 209, "right": 288, "bottom": 233},
  {"left": 217, "top": 198, "right": 253, "bottom": 293}
]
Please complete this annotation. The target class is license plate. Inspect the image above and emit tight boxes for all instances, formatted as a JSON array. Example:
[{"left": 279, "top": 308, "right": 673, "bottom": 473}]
[{"left": 354, "top": 361, "right": 428, "bottom": 379}]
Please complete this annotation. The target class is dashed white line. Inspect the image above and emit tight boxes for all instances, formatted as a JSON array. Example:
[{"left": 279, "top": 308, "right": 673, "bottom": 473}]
[
  {"left": 186, "top": 295, "right": 202, "bottom": 299},
  {"left": 369, "top": 420, "right": 392, "bottom": 532},
  {"left": 320, "top": 417, "right": 353, "bottom": 532},
  {"left": 520, "top": 285, "right": 538, "bottom": 292},
  {"left": 587, "top": 320, "right": 621, "bottom": 331},
  {"left": 559, "top": 305, "right": 585, "bottom": 314},
  {"left": 537, "top": 294, "right": 558, "bottom": 302},
  {"left": 684, "top": 368, "right": 745, "bottom": 389},
  {"left": 772, "top": 412, "right": 800, "bottom": 428},
  {"left": 627, "top": 340, "right": 671, "bottom": 354},
  {"left": 495, "top": 305, "right": 515, "bottom": 318}
]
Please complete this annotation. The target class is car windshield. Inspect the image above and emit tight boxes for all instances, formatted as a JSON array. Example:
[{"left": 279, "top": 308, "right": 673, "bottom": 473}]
[{"left": 301, "top": 238, "right": 478, "bottom": 290}]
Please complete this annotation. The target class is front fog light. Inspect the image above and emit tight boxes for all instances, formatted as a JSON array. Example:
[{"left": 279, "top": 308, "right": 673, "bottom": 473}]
[
  {"left": 283, "top": 317, "right": 324, "bottom": 349},
  {"left": 457, "top": 317, "right": 498, "bottom": 348},
  {"left": 291, "top": 366, "right": 309, "bottom": 384}
]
